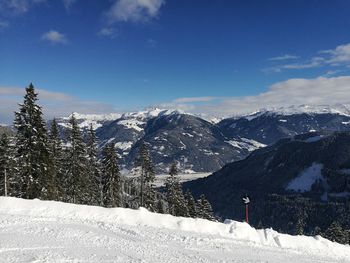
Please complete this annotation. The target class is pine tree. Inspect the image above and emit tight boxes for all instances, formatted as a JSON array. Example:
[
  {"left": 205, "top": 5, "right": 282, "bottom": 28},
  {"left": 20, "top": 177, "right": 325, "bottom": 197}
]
[
  {"left": 313, "top": 226, "right": 322, "bottom": 236},
  {"left": 295, "top": 217, "right": 305, "bottom": 235},
  {"left": 324, "top": 221, "right": 348, "bottom": 244},
  {"left": 101, "top": 143, "right": 122, "bottom": 207},
  {"left": 13, "top": 84, "right": 51, "bottom": 199},
  {"left": 64, "top": 114, "right": 89, "bottom": 204},
  {"left": 165, "top": 162, "right": 189, "bottom": 217},
  {"left": 185, "top": 189, "right": 197, "bottom": 218},
  {"left": 295, "top": 208, "right": 308, "bottom": 235},
  {"left": 86, "top": 124, "right": 101, "bottom": 205},
  {"left": 197, "top": 194, "right": 215, "bottom": 221},
  {"left": 46, "top": 118, "right": 64, "bottom": 200},
  {"left": 156, "top": 199, "right": 165, "bottom": 214},
  {"left": 0, "top": 134, "right": 11, "bottom": 196},
  {"left": 135, "top": 142, "right": 156, "bottom": 211}
]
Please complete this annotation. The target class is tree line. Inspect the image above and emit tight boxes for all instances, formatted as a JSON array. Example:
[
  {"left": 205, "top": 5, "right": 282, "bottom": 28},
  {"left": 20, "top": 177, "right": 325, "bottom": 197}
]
[{"left": 0, "top": 84, "right": 215, "bottom": 221}]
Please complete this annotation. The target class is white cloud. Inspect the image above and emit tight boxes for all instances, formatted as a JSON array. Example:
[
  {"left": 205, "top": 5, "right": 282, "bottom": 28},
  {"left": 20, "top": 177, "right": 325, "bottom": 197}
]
[
  {"left": 157, "top": 76, "right": 350, "bottom": 117},
  {"left": 106, "top": 0, "right": 165, "bottom": 23},
  {"left": 268, "top": 54, "right": 299, "bottom": 61},
  {"left": 41, "top": 30, "right": 67, "bottom": 44},
  {"left": 98, "top": 27, "right": 118, "bottom": 39},
  {"left": 321, "top": 43, "right": 350, "bottom": 65},
  {"left": 267, "top": 43, "right": 350, "bottom": 73},
  {"left": 266, "top": 57, "right": 325, "bottom": 73},
  {"left": 62, "top": 0, "right": 76, "bottom": 11},
  {"left": 0, "top": 0, "right": 45, "bottom": 15},
  {"left": 0, "top": 86, "right": 117, "bottom": 124}
]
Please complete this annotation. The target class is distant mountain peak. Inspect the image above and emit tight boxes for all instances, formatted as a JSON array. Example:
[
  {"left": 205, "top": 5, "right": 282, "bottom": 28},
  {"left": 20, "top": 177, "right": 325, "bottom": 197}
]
[{"left": 240, "top": 104, "right": 350, "bottom": 121}]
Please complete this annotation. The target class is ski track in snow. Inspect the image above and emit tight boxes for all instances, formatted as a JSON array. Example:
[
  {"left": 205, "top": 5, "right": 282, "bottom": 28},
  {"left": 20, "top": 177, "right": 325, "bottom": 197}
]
[{"left": 0, "top": 198, "right": 349, "bottom": 263}]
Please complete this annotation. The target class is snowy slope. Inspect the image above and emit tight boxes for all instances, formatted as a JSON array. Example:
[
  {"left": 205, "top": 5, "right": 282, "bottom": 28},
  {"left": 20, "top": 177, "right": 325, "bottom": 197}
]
[
  {"left": 240, "top": 104, "right": 350, "bottom": 121},
  {"left": 0, "top": 197, "right": 349, "bottom": 262}
]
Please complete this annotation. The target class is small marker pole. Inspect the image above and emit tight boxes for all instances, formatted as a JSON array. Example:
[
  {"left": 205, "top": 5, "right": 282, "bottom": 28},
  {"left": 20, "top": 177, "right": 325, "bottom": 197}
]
[
  {"left": 245, "top": 203, "right": 249, "bottom": 224},
  {"left": 242, "top": 195, "right": 250, "bottom": 224}
]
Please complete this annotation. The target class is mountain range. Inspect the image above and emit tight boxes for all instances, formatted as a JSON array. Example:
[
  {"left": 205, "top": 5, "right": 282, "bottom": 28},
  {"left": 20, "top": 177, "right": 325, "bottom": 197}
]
[
  {"left": 54, "top": 104, "right": 350, "bottom": 173},
  {"left": 56, "top": 109, "right": 265, "bottom": 173}
]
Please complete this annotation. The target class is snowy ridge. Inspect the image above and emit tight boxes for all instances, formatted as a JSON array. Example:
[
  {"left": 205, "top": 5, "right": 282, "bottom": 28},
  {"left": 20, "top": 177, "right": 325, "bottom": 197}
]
[
  {"left": 0, "top": 197, "right": 349, "bottom": 263},
  {"left": 63, "top": 112, "right": 122, "bottom": 121},
  {"left": 240, "top": 104, "right": 350, "bottom": 121},
  {"left": 58, "top": 108, "right": 188, "bottom": 130}
]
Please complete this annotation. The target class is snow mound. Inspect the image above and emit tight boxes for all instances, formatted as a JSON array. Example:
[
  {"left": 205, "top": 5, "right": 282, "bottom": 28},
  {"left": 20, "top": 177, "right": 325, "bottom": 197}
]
[{"left": 0, "top": 197, "right": 349, "bottom": 262}]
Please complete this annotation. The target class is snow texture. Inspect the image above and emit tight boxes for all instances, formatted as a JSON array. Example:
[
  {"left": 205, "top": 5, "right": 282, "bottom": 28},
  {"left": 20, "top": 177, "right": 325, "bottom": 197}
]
[
  {"left": 226, "top": 138, "right": 266, "bottom": 151},
  {"left": 0, "top": 197, "right": 349, "bottom": 262},
  {"left": 286, "top": 163, "right": 324, "bottom": 192},
  {"left": 114, "top": 141, "right": 133, "bottom": 151}
]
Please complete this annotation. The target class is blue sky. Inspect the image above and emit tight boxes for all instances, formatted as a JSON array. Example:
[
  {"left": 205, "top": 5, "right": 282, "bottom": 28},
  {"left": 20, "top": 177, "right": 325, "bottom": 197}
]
[{"left": 1, "top": 0, "right": 350, "bottom": 122}]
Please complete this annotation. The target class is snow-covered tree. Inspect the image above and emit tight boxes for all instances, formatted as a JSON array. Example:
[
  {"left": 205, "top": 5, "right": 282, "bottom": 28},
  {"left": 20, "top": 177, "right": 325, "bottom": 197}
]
[
  {"left": 13, "top": 84, "right": 51, "bottom": 199},
  {"left": 101, "top": 143, "right": 121, "bottom": 207},
  {"left": 64, "top": 114, "right": 89, "bottom": 204},
  {"left": 156, "top": 199, "right": 165, "bottom": 214},
  {"left": 165, "top": 162, "right": 188, "bottom": 217},
  {"left": 197, "top": 194, "right": 215, "bottom": 221},
  {"left": 43, "top": 118, "right": 65, "bottom": 200},
  {"left": 134, "top": 142, "right": 156, "bottom": 211},
  {"left": 185, "top": 189, "right": 197, "bottom": 218},
  {"left": 86, "top": 124, "right": 101, "bottom": 205},
  {"left": 0, "top": 134, "right": 12, "bottom": 196},
  {"left": 324, "top": 221, "right": 348, "bottom": 244}
]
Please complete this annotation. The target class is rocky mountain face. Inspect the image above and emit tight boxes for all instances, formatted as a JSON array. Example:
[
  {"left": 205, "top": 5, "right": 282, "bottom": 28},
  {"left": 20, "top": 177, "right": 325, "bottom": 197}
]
[
  {"left": 56, "top": 109, "right": 265, "bottom": 173},
  {"left": 184, "top": 131, "right": 350, "bottom": 235},
  {"left": 125, "top": 112, "right": 253, "bottom": 172},
  {"left": 219, "top": 110, "right": 350, "bottom": 145},
  {"left": 55, "top": 105, "right": 350, "bottom": 174}
]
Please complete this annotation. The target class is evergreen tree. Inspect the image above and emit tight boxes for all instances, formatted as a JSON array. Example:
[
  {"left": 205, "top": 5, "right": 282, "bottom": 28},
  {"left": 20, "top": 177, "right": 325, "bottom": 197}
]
[
  {"left": 86, "top": 124, "right": 101, "bottom": 205},
  {"left": 64, "top": 114, "right": 89, "bottom": 204},
  {"left": 101, "top": 143, "right": 122, "bottom": 207},
  {"left": 295, "top": 217, "right": 305, "bottom": 235},
  {"left": 0, "top": 134, "right": 11, "bottom": 196},
  {"left": 46, "top": 118, "right": 64, "bottom": 200},
  {"left": 13, "top": 84, "right": 51, "bottom": 199},
  {"left": 135, "top": 142, "right": 156, "bottom": 211},
  {"left": 165, "top": 162, "right": 188, "bottom": 217},
  {"left": 197, "top": 194, "right": 215, "bottom": 221},
  {"left": 324, "top": 221, "right": 348, "bottom": 244},
  {"left": 185, "top": 189, "right": 197, "bottom": 218},
  {"left": 156, "top": 199, "right": 165, "bottom": 214},
  {"left": 313, "top": 226, "right": 322, "bottom": 236},
  {"left": 294, "top": 208, "right": 307, "bottom": 235}
]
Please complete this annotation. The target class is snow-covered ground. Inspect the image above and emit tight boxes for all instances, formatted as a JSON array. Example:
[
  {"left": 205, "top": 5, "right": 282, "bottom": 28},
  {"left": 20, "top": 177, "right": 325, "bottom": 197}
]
[{"left": 0, "top": 197, "right": 349, "bottom": 262}]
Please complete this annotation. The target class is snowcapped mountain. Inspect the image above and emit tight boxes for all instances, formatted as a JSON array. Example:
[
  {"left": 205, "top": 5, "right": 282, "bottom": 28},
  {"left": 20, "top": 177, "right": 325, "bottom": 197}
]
[
  {"left": 235, "top": 104, "right": 350, "bottom": 120},
  {"left": 219, "top": 104, "right": 350, "bottom": 145},
  {"left": 1, "top": 197, "right": 349, "bottom": 262},
  {"left": 58, "top": 112, "right": 122, "bottom": 130},
  {"left": 185, "top": 130, "right": 350, "bottom": 236},
  {"left": 54, "top": 104, "right": 350, "bottom": 173},
  {"left": 56, "top": 109, "right": 265, "bottom": 173}
]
